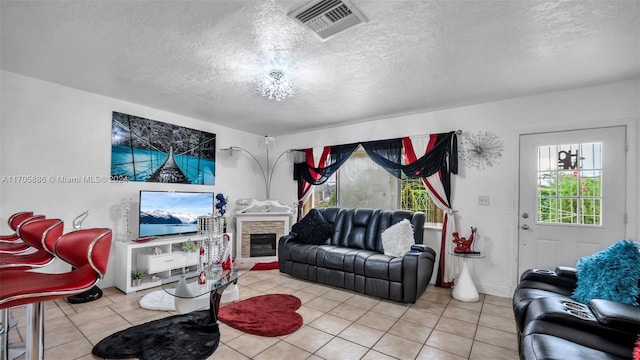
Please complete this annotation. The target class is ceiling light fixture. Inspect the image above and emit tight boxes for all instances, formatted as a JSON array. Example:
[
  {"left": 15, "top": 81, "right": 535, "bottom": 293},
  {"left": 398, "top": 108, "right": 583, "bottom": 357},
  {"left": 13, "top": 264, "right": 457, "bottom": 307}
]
[{"left": 256, "top": 69, "right": 296, "bottom": 101}]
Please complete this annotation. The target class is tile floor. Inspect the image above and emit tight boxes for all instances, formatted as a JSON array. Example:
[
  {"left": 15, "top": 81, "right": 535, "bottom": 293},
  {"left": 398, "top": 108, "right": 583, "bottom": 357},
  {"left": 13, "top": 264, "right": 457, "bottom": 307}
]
[{"left": 7, "top": 270, "right": 518, "bottom": 359}]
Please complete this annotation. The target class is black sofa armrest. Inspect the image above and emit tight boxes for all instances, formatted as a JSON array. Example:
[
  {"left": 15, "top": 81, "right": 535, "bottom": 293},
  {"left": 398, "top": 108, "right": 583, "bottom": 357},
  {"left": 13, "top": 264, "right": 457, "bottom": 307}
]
[
  {"left": 410, "top": 244, "right": 430, "bottom": 252},
  {"left": 519, "top": 268, "right": 578, "bottom": 290},
  {"left": 280, "top": 232, "right": 298, "bottom": 242},
  {"left": 277, "top": 233, "right": 300, "bottom": 272},
  {"left": 554, "top": 266, "right": 578, "bottom": 281},
  {"left": 401, "top": 245, "right": 436, "bottom": 302},
  {"left": 589, "top": 299, "right": 640, "bottom": 334}
]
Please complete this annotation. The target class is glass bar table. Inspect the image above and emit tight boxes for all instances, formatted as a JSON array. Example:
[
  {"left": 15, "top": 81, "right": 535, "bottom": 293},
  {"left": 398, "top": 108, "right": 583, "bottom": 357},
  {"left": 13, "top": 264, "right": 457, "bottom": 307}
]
[{"left": 162, "top": 267, "right": 246, "bottom": 323}]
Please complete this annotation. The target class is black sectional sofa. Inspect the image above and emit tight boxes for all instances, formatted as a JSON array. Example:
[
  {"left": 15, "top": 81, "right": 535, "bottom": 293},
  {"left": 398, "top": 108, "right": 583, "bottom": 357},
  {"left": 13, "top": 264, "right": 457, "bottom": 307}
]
[
  {"left": 513, "top": 267, "right": 640, "bottom": 359},
  {"left": 278, "top": 207, "right": 436, "bottom": 303}
]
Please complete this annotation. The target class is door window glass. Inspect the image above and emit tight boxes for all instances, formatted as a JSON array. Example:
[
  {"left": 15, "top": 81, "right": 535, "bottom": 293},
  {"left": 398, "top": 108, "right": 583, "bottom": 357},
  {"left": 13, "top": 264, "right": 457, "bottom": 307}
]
[{"left": 536, "top": 142, "right": 602, "bottom": 225}]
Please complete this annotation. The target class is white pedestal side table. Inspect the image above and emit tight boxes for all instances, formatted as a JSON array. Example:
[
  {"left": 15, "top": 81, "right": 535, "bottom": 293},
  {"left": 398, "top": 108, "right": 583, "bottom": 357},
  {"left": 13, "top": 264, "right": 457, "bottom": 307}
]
[{"left": 450, "top": 252, "right": 485, "bottom": 302}]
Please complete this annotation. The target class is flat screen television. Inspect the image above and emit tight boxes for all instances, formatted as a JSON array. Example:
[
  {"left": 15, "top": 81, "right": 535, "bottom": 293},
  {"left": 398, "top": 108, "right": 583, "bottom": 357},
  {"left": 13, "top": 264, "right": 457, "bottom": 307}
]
[{"left": 138, "top": 190, "right": 214, "bottom": 237}]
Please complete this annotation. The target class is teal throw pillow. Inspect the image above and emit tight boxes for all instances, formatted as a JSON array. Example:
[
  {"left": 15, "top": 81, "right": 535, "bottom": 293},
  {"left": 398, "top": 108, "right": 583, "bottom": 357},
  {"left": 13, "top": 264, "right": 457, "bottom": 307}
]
[{"left": 572, "top": 240, "right": 640, "bottom": 305}]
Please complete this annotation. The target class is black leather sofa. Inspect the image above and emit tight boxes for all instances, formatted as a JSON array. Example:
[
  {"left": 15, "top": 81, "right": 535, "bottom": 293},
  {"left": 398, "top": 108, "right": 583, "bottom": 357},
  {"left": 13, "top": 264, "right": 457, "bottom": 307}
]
[
  {"left": 513, "top": 267, "right": 640, "bottom": 359},
  {"left": 278, "top": 207, "right": 436, "bottom": 303}
]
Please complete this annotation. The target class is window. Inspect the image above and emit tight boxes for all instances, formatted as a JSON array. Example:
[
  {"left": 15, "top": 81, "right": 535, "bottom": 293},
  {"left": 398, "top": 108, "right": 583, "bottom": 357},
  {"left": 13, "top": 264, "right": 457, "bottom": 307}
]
[
  {"left": 312, "top": 147, "right": 443, "bottom": 224},
  {"left": 536, "top": 142, "right": 602, "bottom": 225}
]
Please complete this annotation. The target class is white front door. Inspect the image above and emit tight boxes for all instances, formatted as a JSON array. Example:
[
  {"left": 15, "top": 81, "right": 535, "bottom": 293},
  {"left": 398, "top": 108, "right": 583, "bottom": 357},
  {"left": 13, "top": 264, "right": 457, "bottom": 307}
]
[{"left": 518, "top": 126, "right": 627, "bottom": 276}]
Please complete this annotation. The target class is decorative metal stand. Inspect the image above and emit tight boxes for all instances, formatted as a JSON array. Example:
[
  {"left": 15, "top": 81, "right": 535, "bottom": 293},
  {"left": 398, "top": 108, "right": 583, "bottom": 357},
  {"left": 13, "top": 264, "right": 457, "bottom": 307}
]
[
  {"left": 197, "top": 216, "right": 228, "bottom": 281},
  {"left": 120, "top": 198, "right": 132, "bottom": 240}
]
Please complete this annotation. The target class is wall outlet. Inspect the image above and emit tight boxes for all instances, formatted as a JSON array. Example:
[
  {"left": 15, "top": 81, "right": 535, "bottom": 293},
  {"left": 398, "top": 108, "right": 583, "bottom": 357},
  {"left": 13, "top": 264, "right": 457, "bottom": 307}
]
[{"left": 478, "top": 195, "right": 490, "bottom": 206}]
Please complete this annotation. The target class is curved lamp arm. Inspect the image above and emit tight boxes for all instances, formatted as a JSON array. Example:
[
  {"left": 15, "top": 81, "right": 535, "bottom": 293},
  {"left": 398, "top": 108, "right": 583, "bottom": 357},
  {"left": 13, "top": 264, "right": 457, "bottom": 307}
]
[
  {"left": 221, "top": 146, "right": 268, "bottom": 197},
  {"left": 267, "top": 150, "right": 291, "bottom": 200},
  {"left": 221, "top": 146, "right": 305, "bottom": 200}
]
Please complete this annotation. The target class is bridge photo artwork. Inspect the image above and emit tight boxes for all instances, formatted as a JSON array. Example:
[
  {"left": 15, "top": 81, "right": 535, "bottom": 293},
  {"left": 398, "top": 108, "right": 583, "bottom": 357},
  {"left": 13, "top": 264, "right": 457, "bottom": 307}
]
[{"left": 110, "top": 111, "right": 216, "bottom": 185}]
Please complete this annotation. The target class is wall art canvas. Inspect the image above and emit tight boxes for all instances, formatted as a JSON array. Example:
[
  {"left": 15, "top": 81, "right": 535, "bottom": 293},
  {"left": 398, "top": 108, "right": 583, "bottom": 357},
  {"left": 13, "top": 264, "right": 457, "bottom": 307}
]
[{"left": 111, "top": 112, "right": 216, "bottom": 185}]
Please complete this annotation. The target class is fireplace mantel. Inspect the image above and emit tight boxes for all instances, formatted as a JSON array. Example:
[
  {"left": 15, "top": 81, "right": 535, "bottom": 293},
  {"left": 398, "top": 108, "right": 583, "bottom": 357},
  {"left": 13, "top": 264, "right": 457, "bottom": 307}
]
[{"left": 234, "top": 212, "right": 293, "bottom": 266}]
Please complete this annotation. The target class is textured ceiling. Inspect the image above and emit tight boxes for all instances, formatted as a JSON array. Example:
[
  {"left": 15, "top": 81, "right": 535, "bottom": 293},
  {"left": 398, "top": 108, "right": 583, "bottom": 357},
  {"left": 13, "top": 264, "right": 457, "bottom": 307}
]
[{"left": 1, "top": 0, "right": 639, "bottom": 136}]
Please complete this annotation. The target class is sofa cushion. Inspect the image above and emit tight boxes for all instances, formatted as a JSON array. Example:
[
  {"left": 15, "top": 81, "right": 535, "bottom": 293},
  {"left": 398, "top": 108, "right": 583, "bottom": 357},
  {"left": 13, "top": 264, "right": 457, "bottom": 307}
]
[
  {"left": 572, "top": 240, "right": 640, "bottom": 305},
  {"left": 292, "top": 209, "right": 332, "bottom": 245},
  {"left": 363, "top": 254, "right": 403, "bottom": 281},
  {"left": 589, "top": 299, "right": 640, "bottom": 334},
  {"left": 290, "top": 243, "right": 324, "bottom": 265},
  {"left": 522, "top": 320, "right": 635, "bottom": 360},
  {"left": 381, "top": 219, "right": 415, "bottom": 257},
  {"left": 323, "top": 247, "right": 358, "bottom": 271}
]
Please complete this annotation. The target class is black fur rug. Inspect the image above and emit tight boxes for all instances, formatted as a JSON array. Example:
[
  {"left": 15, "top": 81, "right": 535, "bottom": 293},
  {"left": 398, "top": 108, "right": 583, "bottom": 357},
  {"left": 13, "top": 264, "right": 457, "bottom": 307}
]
[{"left": 92, "top": 310, "right": 219, "bottom": 360}]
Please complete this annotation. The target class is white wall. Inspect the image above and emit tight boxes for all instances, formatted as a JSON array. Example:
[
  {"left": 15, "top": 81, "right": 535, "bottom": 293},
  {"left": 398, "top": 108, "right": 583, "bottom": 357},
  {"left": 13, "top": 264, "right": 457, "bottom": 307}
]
[
  {"left": 0, "top": 71, "right": 266, "bottom": 286},
  {"left": 271, "top": 79, "right": 640, "bottom": 298},
  {"left": 2, "top": 70, "right": 638, "bottom": 298}
]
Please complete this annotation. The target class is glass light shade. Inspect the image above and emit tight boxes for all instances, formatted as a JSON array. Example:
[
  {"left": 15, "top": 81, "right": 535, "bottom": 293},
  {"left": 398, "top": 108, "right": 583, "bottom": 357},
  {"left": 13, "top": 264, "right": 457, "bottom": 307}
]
[{"left": 256, "top": 69, "right": 296, "bottom": 101}]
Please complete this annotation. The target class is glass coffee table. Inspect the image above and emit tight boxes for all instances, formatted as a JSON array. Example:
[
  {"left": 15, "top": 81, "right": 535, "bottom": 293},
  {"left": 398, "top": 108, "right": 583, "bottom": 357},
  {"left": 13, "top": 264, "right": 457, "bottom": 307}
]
[{"left": 162, "top": 267, "right": 246, "bottom": 323}]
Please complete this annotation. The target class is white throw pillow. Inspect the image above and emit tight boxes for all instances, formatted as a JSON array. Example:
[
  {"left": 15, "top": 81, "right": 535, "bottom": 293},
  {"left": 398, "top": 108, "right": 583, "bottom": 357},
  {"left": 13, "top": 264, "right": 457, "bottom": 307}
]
[{"left": 381, "top": 219, "right": 415, "bottom": 257}]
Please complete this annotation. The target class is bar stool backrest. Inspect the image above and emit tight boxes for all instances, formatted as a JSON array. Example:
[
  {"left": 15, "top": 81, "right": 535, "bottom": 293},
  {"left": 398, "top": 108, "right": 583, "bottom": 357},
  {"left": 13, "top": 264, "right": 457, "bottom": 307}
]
[
  {"left": 15, "top": 215, "right": 46, "bottom": 239},
  {"left": 54, "top": 228, "right": 112, "bottom": 278},
  {"left": 8, "top": 211, "right": 34, "bottom": 230},
  {"left": 19, "top": 218, "right": 64, "bottom": 254}
]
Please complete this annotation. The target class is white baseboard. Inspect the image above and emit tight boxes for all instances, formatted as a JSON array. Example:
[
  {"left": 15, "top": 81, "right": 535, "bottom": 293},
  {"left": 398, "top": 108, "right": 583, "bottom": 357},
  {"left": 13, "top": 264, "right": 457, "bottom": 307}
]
[{"left": 476, "top": 282, "right": 513, "bottom": 299}]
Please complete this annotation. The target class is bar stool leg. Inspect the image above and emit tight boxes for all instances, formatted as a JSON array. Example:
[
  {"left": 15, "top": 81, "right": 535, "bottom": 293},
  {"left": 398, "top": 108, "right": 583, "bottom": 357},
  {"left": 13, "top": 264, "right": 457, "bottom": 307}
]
[
  {"left": 0, "top": 308, "right": 26, "bottom": 360},
  {"left": 1, "top": 308, "right": 8, "bottom": 360},
  {"left": 25, "top": 302, "right": 44, "bottom": 360}
]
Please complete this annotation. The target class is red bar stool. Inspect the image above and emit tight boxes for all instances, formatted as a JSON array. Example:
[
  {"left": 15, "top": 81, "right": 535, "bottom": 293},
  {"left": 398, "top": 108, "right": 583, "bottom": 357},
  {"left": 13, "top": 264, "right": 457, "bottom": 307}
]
[
  {"left": 0, "top": 214, "right": 46, "bottom": 255},
  {"left": 0, "top": 219, "right": 64, "bottom": 269},
  {"left": 0, "top": 219, "right": 63, "bottom": 360},
  {"left": 0, "top": 228, "right": 112, "bottom": 360},
  {"left": 0, "top": 212, "right": 34, "bottom": 242}
]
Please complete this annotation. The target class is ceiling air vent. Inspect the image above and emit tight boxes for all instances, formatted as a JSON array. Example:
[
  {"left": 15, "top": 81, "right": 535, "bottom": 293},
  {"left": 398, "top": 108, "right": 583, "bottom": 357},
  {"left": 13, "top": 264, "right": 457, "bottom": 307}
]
[{"left": 288, "top": 0, "right": 366, "bottom": 40}]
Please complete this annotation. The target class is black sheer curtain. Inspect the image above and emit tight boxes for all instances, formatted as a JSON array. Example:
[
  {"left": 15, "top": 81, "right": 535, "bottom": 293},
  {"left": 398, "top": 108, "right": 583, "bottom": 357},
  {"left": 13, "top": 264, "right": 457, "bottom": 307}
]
[
  {"left": 294, "top": 131, "right": 458, "bottom": 199},
  {"left": 294, "top": 143, "right": 359, "bottom": 200},
  {"left": 360, "top": 138, "right": 403, "bottom": 178}
]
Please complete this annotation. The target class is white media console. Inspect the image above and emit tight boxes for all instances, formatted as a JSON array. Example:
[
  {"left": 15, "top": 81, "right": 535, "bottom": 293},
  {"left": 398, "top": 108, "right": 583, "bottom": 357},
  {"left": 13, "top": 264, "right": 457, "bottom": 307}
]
[{"left": 114, "top": 234, "right": 231, "bottom": 294}]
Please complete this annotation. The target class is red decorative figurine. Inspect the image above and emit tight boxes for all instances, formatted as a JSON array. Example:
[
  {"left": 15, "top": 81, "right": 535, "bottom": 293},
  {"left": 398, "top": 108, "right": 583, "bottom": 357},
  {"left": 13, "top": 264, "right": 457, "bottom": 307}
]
[
  {"left": 453, "top": 227, "right": 478, "bottom": 253},
  {"left": 221, "top": 234, "right": 233, "bottom": 270},
  {"left": 197, "top": 246, "right": 207, "bottom": 284}
]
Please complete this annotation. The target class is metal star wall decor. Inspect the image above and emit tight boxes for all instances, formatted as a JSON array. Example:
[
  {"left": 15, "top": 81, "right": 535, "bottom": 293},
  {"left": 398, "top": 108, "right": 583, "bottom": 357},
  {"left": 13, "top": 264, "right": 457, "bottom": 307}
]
[{"left": 462, "top": 131, "right": 504, "bottom": 170}]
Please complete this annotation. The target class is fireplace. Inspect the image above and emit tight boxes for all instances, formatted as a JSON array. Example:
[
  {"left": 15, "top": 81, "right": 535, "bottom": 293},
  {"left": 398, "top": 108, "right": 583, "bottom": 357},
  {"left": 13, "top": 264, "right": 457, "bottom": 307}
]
[
  {"left": 250, "top": 233, "right": 277, "bottom": 257},
  {"left": 234, "top": 212, "right": 293, "bottom": 265}
]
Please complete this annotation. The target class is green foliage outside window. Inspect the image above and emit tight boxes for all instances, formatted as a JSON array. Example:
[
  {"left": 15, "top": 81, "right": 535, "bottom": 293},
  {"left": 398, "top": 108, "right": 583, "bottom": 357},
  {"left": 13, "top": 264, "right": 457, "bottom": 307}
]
[
  {"left": 538, "top": 172, "right": 601, "bottom": 225},
  {"left": 401, "top": 178, "right": 443, "bottom": 224},
  {"left": 402, "top": 184, "right": 417, "bottom": 210}
]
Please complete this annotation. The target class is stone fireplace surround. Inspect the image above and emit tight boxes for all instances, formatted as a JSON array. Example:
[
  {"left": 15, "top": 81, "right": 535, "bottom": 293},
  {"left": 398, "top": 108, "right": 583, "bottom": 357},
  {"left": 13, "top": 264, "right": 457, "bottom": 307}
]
[{"left": 234, "top": 212, "right": 293, "bottom": 266}]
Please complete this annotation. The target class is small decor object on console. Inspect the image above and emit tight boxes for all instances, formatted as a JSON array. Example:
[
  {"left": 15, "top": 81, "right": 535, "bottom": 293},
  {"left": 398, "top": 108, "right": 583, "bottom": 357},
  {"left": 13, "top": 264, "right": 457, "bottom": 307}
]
[
  {"left": 182, "top": 240, "right": 198, "bottom": 253},
  {"left": 132, "top": 236, "right": 156, "bottom": 243},
  {"left": 121, "top": 197, "right": 132, "bottom": 239},
  {"left": 198, "top": 246, "right": 207, "bottom": 284},
  {"left": 131, "top": 269, "right": 146, "bottom": 287},
  {"left": 453, "top": 227, "right": 479, "bottom": 254}
]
